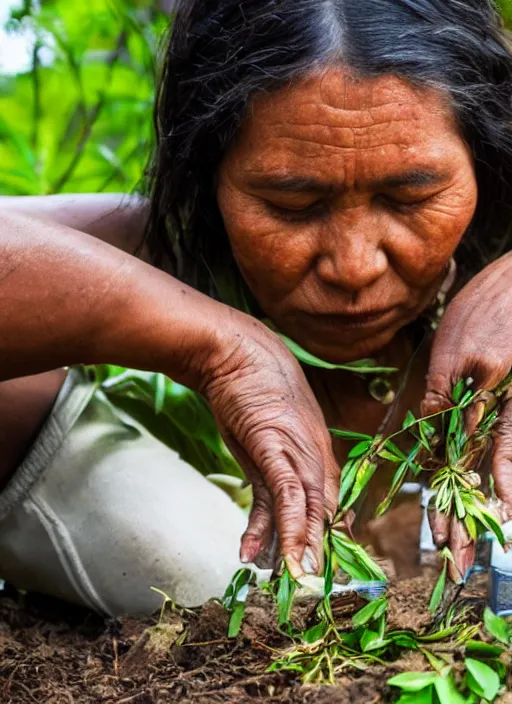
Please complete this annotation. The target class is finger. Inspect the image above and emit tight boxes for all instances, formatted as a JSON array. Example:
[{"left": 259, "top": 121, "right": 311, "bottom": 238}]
[
  {"left": 266, "top": 435, "right": 326, "bottom": 579},
  {"left": 464, "top": 400, "right": 486, "bottom": 438},
  {"left": 324, "top": 441, "right": 341, "bottom": 521},
  {"left": 223, "top": 435, "right": 276, "bottom": 564},
  {"left": 492, "top": 397, "right": 512, "bottom": 519},
  {"left": 429, "top": 509, "right": 450, "bottom": 548},
  {"left": 449, "top": 518, "right": 475, "bottom": 583},
  {"left": 241, "top": 483, "right": 275, "bottom": 565},
  {"left": 421, "top": 367, "right": 459, "bottom": 418}
]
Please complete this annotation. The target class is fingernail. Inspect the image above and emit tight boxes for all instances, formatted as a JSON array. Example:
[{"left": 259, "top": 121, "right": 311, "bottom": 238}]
[
  {"left": 240, "top": 537, "right": 261, "bottom": 564},
  {"left": 300, "top": 547, "right": 318, "bottom": 576},
  {"left": 285, "top": 555, "right": 304, "bottom": 581},
  {"left": 434, "top": 533, "right": 446, "bottom": 546}
]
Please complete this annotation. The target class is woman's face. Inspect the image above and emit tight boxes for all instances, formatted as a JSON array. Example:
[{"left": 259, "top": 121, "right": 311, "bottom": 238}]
[{"left": 217, "top": 68, "right": 478, "bottom": 363}]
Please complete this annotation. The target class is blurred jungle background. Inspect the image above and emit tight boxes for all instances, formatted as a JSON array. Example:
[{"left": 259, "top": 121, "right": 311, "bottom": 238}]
[
  {"left": 0, "top": 0, "right": 247, "bottom": 492},
  {"left": 0, "top": 0, "right": 511, "bottom": 493}
]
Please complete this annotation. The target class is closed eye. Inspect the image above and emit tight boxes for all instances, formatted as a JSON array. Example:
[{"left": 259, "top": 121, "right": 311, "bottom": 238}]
[
  {"left": 378, "top": 193, "right": 437, "bottom": 213},
  {"left": 265, "top": 200, "right": 327, "bottom": 222}
]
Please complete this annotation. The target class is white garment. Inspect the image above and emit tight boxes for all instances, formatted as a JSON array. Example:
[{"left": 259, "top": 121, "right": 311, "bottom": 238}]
[{"left": 0, "top": 369, "right": 250, "bottom": 616}]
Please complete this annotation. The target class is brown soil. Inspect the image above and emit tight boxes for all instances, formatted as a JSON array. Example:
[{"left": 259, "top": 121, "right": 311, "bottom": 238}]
[{"left": 0, "top": 572, "right": 498, "bottom": 704}]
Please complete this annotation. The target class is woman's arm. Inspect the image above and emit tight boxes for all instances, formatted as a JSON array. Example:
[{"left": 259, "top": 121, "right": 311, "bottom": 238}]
[
  {"left": 0, "top": 208, "right": 216, "bottom": 382},
  {"left": 0, "top": 193, "right": 149, "bottom": 257},
  {"left": 0, "top": 210, "right": 340, "bottom": 578}
]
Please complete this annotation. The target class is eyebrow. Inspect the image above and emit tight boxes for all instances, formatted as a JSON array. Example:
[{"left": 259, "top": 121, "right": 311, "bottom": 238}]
[{"left": 246, "top": 169, "right": 448, "bottom": 193}]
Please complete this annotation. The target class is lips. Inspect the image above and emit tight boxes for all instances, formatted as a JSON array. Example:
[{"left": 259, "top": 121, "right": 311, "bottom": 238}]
[{"left": 302, "top": 306, "right": 399, "bottom": 329}]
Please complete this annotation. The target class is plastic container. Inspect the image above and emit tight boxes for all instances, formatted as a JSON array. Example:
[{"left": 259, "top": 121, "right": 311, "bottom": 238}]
[
  {"left": 489, "top": 521, "right": 512, "bottom": 617},
  {"left": 419, "top": 487, "right": 439, "bottom": 566},
  {"left": 472, "top": 532, "right": 492, "bottom": 575}
]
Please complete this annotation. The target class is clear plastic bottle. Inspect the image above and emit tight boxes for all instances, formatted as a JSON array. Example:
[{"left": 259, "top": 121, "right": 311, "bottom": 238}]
[
  {"left": 472, "top": 532, "right": 492, "bottom": 575},
  {"left": 420, "top": 487, "right": 438, "bottom": 566},
  {"left": 489, "top": 521, "right": 512, "bottom": 617}
]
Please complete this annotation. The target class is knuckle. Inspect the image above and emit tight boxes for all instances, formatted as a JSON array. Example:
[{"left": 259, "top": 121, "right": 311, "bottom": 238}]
[{"left": 425, "top": 370, "right": 454, "bottom": 396}]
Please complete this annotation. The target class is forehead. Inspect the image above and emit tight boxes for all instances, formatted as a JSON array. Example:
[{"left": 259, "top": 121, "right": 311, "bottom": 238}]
[{"left": 226, "top": 68, "right": 462, "bottom": 182}]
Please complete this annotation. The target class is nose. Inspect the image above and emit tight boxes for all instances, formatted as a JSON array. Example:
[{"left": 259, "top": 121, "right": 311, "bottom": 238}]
[{"left": 315, "top": 215, "right": 388, "bottom": 292}]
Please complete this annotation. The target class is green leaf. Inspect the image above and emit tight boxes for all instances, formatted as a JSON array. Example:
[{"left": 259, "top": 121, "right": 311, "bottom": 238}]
[
  {"left": 429, "top": 560, "right": 447, "bottom": 613},
  {"left": 417, "top": 626, "right": 460, "bottom": 643},
  {"left": 465, "top": 658, "right": 500, "bottom": 701},
  {"left": 452, "top": 379, "right": 466, "bottom": 403},
  {"left": 387, "top": 672, "right": 438, "bottom": 692},
  {"left": 348, "top": 440, "right": 372, "bottom": 458},
  {"left": 352, "top": 597, "right": 388, "bottom": 626},
  {"left": 323, "top": 535, "right": 334, "bottom": 604},
  {"left": 454, "top": 490, "right": 466, "bottom": 520},
  {"left": 390, "top": 633, "right": 419, "bottom": 649},
  {"left": 153, "top": 373, "right": 167, "bottom": 414},
  {"left": 483, "top": 608, "right": 511, "bottom": 645},
  {"left": 465, "top": 640, "right": 504, "bottom": 658},
  {"left": 228, "top": 602, "right": 246, "bottom": 638},
  {"left": 396, "top": 689, "right": 434, "bottom": 704},
  {"left": 343, "top": 460, "right": 378, "bottom": 511},
  {"left": 403, "top": 410, "right": 417, "bottom": 430},
  {"left": 360, "top": 628, "right": 390, "bottom": 652},
  {"left": 329, "top": 428, "right": 373, "bottom": 441},
  {"left": 376, "top": 461, "right": 410, "bottom": 517},
  {"left": 464, "top": 513, "right": 478, "bottom": 541},
  {"left": 474, "top": 508, "right": 506, "bottom": 547},
  {"left": 302, "top": 622, "right": 329, "bottom": 644},
  {"left": 338, "top": 458, "right": 360, "bottom": 506},
  {"left": 223, "top": 568, "right": 255, "bottom": 638},
  {"left": 434, "top": 675, "right": 467, "bottom": 704},
  {"left": 378, "top": 448, "right": 403, "bottom": 463},
  {"left": 278, "top": 334, "right": 397, "bottom": 374},
  {"left": 223, "top": 569, "right": 254, "bottom": 609},
  {"left": 331, "top": 530, "right": 387, "bottom": 582},
  {"left": 277, "top": 569, "right": 297, "bottom": 626}
]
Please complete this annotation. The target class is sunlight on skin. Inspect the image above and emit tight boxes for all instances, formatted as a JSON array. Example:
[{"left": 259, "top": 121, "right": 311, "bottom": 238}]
[{"left": 218, "top": 67, "right": 478, "bottom": 365}]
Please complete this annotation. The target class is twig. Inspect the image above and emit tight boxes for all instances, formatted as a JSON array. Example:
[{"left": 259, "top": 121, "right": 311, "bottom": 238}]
[
  {"left": 112, "top": 635, "right": 119, "bottom": 678},
  {"left": 182, "top": 637, "right": 229, "bottom": 647},
  {"left": 50, "top": 31, "right": 127, "bottom": 193},
  {"left": 30, "top": 40, "right": 41, "bottom": 154}
]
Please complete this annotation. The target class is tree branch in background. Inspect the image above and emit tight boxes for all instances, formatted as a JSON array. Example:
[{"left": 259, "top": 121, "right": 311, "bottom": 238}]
[{"left": 50, "top": 31, "right": 128, "bottom": 194}]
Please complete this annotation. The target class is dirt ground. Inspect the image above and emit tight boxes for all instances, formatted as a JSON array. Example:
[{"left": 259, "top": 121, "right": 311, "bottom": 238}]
[{"left": 0, "top": 571, "right": 502, "bottom": 704}]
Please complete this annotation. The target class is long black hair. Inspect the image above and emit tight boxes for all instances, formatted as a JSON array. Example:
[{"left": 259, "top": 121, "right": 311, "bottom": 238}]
[{"left": 145, "top": 0, "right": 512, "bottom": 298}]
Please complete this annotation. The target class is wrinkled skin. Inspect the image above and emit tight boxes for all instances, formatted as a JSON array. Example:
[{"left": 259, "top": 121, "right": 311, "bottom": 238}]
[
  {"left": 422, "top": 252, "right": 512, "bottom": 579},
  {"left": 202, "top": 314, "right": 341, "bottom": 577},
  {"left": 214, "top": 66, "right": 510, "bottom": 578},
  {"left": 218, "top": 69, "right": 477, "bottom": 364}
]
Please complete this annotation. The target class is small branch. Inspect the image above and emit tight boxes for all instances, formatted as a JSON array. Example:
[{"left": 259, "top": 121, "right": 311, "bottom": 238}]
[
  {"left": 50, "top": 31, "right": 127, "bottom": 194},
  {"left": 30, "top": 40, "right": 42, "bottom": 153}
]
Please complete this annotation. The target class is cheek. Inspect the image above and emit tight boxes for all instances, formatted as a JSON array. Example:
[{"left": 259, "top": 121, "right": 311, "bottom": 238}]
[
  {"left": 218, "top": 190, "right": 315, "bottom": 298},
  {"left": 391, "top": 185, "right": 477, "bottom": 283}
]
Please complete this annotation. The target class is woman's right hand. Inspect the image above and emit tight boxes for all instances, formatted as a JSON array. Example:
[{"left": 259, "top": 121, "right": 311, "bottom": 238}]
[
  {"left": 199, "top": 311, "right": 340, "bottom": 579},
  {"left": 0, "top": 205, "right": 338, "bottom": 578}
]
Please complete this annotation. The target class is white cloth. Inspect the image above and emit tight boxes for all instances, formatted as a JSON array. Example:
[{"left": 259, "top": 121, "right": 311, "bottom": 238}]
[{"left": 0, "top": 369, "right": 250, "bottom": 616}]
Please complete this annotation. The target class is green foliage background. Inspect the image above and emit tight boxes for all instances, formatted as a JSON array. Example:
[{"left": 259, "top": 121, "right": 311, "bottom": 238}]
[
  {"left": 0, "top": 0, "right": 245, "bottom": 485},
  {"left": 2, "top": 0, "right": 509, "bottom": 198},
  {"left": 0, "top": 0, "right": 165, "bottom": 196}
]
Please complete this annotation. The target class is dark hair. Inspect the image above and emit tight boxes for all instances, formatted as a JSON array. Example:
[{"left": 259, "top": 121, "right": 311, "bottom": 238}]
[{"left": 145, "top": 0, "right": 512, "bottom": 299}]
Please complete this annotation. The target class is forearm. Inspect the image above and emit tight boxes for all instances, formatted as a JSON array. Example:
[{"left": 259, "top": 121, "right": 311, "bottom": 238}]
[
  {"left": 0, "top": 194, "right": 149, "bottom": 258},
  {"left": 0, "top": 211, "right": 223, "bottom": 387}
]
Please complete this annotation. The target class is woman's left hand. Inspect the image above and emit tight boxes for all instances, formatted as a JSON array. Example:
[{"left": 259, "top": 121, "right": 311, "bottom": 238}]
[{"left": 421, "top": 252, "right": 512, "bottom": 580}]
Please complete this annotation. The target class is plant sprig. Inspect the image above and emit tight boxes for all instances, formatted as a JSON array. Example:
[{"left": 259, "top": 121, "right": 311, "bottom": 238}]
[{"left": 220, "top": 349, "right": 512, "bottom": 693}]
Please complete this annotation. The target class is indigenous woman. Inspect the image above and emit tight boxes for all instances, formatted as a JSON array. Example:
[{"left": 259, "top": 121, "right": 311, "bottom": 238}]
[{"left": 1, "top": 0, "right": 511, "bottom": 615}]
